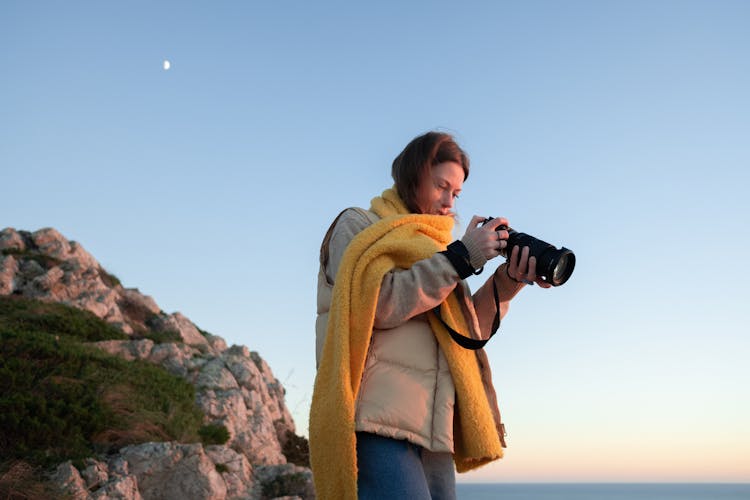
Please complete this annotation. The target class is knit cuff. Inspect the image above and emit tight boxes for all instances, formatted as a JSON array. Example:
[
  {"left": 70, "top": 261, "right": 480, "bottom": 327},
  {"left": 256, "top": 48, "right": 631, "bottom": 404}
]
[
  {"left": 441, "top": 241, "right": 475, "bottom": 280},
  {"left": 460, "top": 234, "right": 488, "bottom": 271}
]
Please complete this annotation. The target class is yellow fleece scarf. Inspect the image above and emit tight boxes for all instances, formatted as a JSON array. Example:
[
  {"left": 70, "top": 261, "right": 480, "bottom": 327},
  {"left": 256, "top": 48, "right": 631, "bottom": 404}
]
[{"left": 309, "top": 188, "right": 503, "bottom": 500}]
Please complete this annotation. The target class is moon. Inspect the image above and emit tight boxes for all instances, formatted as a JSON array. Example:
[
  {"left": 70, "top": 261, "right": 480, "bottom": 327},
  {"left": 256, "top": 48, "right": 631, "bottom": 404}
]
[{"left": 163, "top": 60, "right": 171, "bottom": 71}]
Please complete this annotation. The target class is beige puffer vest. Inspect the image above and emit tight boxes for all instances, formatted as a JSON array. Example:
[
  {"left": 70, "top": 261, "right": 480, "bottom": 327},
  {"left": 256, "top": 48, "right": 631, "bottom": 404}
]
[{"left": 316, "top": 208, "right": 457, "bottom": 453}]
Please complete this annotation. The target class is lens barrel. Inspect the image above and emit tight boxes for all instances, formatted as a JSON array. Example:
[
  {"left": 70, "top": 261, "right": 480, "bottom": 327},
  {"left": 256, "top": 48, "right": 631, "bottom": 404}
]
[{"left": 499, "top": 225, "right": 575, "bottom": 286}]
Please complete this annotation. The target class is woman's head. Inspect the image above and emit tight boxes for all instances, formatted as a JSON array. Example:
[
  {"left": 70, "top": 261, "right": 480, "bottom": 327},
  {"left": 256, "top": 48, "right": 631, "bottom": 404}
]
[{"left": 391, "top": 132, "right": 470, "bottom": 215}]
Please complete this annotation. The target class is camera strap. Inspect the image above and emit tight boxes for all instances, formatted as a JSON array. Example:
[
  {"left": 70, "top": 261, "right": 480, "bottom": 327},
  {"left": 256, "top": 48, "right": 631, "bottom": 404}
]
[{"left": 432, "top": 278, "right": 501, "bottom": 350}]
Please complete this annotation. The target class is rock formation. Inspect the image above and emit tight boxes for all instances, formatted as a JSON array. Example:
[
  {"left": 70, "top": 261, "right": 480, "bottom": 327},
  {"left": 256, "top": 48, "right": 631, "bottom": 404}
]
[{"left": 0, "top": 227, "right": 313, "bottom": 500}]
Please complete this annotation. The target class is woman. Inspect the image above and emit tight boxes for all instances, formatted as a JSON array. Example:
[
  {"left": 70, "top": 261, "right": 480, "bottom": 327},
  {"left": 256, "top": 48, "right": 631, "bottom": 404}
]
[{"left": 310, "top": 132, "right": 550, "bottom": 500}]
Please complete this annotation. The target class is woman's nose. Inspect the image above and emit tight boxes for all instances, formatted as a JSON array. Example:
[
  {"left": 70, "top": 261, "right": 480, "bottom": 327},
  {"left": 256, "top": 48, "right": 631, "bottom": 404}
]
[{"left": 442, "top": 191, "right": 454, "bottom": 208}]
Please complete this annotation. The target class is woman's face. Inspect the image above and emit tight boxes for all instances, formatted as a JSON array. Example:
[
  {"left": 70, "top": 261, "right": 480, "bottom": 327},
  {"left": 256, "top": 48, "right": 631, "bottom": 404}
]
[{"left": 414, "top": 161, "right": 464, "bottom": 215}]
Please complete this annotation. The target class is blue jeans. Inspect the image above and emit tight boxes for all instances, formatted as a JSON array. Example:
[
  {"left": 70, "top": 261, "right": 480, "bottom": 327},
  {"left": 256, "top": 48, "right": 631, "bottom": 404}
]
[{"left": 356, "top": 431, "right": 456, "bottom": 500}]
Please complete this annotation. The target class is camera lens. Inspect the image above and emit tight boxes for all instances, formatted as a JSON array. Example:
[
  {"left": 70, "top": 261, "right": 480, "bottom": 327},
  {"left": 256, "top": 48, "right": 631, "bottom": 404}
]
[{"left": 550, "top": 249, "right": 575, "bottom": 286}]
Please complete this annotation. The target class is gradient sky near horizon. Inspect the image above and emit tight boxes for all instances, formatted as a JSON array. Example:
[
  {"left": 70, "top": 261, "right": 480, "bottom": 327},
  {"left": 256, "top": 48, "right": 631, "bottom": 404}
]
[{"left": 2, "top": 0, "right": 748, "bottom": 483}]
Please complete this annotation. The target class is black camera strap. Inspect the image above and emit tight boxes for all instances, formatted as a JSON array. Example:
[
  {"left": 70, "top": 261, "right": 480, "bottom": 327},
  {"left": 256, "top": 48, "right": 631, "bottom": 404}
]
[{"left": 432, "top": 278, "right": 501, "bottom": 350}]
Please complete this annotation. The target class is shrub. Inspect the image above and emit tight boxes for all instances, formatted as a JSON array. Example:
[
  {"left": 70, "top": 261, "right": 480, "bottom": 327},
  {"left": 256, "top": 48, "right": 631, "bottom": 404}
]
[
  {"left": 97, "top": 267, "right": 121, "bottom": 288},
  {"left": 281, "top": 430, "right": 310, "bottom": 467},
  {"left": 261, "top": 472, "right": 310, "bottom": 500},
  {"left": 0, "top": 460, "right": 59, "bottom": 500},
  {"left": 198, "top": 424, "right": 230, "bottom": 445},
  {"left": 140, "top": 329, "right": 183, "bottom": 344},
  {"left": 117, "top": 295, "right": 158, "bottom": 329},
  {"left": 137, "top": 313, "right": 182, "bottom": 343}
]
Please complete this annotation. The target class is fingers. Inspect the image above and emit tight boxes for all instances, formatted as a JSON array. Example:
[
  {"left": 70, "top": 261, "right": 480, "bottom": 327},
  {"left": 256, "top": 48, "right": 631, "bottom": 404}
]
[
  {"left": 518, "top": 246, "right": 531, "bottom": 279},
  {"left": 481, "top": 217, "right": 510, "bottom": 252},
  {"left": 508, "top": 246, "right": 554, "bottom": 288},
  {"left": 484, "top": 217, "right": 510, "bottom": 254},
  {"left": 507, "top": 246, "right": 535, "bottom": 285},
  {"left": 526, "top": 253, "right": 536, "bottom": 280},
  {"left": 467, "top": 215, "right": 487, "bottom": 228},
  {"left": 507, "top": 245, "right": 520, "bottom": 276},
  {"left": 490, "top": 222, "right": 511, "bottom": 256},
  {"left": 535, "top": 276, "right": 553, "bottom": 288},
  {"left": 483, "top": 216, "right": 509, "bottom": 231}
]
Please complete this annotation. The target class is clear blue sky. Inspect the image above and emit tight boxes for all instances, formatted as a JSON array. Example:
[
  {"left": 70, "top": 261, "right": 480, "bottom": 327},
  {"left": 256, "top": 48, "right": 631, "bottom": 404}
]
[{"left": 2, "top": 0, "right": 748, "bottom": 483}]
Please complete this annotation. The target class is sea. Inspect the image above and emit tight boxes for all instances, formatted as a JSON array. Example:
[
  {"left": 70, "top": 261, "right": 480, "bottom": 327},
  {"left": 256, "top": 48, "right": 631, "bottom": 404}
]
[{"left": 455, "top": 483, "right": 750, "bottom": 499}]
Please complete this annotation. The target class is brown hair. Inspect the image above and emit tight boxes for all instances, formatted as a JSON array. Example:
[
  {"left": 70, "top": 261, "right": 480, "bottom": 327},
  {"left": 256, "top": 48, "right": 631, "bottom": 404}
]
[{"left": 391, "top": 131, "right": 470, "bottom": 213}]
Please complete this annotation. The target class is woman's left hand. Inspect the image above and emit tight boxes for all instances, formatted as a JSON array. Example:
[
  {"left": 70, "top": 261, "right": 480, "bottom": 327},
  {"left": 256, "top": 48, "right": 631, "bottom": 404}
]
[{"left": 507, "top": 245, "right": 553, "bottom": 289}]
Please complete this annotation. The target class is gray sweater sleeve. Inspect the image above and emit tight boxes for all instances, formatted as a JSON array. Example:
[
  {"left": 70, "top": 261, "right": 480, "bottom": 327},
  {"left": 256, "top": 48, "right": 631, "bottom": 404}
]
[{"left": 324, "top": 209, "right": 462, "bottom": 330}]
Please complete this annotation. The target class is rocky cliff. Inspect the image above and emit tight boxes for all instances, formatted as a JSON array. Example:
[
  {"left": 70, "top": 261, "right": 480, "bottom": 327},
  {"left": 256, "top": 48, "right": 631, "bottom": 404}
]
[{"left": 0, "top": 227, "right": 313, "bottom": 500}]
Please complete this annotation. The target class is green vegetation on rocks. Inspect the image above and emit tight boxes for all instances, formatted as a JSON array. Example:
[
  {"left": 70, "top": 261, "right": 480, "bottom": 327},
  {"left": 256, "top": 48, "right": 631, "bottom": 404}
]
[
  {"left": 97, "top": 266, "right": 121, "bottom": 288},
  {"left": 0, "top": 296, "right": 204, "bottom": 468},
  {"left": 0, "top": 295, "right": 128, "bottom": 343},
  {"left": 1, "top": 248, "right": 62, "bottom": 270}
]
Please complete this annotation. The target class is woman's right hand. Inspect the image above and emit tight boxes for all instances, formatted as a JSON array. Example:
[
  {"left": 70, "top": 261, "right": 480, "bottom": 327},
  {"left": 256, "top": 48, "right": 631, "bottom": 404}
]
[{"left": 462, "top": 215, "right": 511, "bottom": 262}]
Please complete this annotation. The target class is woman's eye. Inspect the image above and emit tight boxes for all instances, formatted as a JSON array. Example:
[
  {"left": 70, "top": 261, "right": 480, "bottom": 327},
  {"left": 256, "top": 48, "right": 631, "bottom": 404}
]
[{"left": 436, "top": 182, "right": 459, "bottom": 199}]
